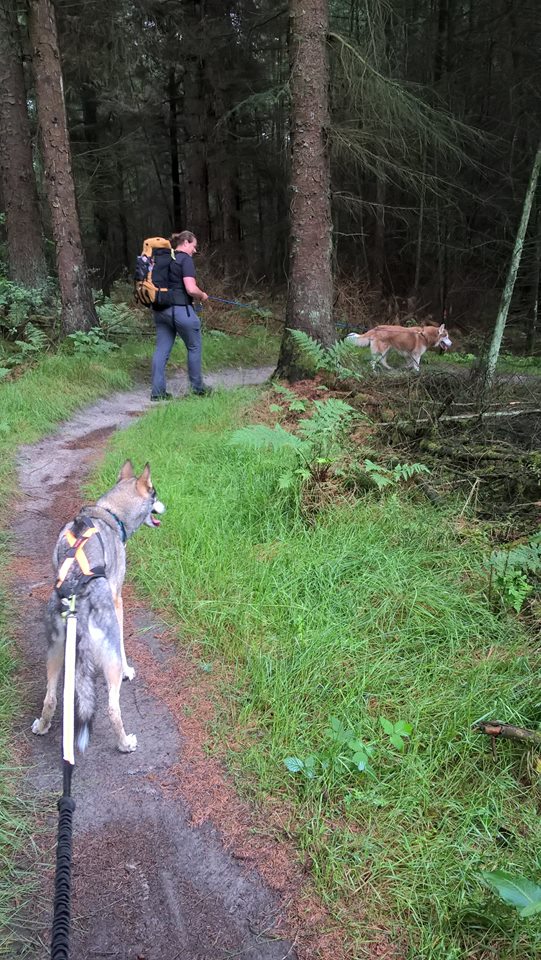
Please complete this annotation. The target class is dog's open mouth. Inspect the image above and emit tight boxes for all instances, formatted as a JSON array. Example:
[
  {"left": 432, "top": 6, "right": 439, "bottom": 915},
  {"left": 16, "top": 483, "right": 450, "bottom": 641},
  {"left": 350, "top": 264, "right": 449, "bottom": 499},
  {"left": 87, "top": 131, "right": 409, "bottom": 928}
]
[{"left": 148, "top": 498, "right": 166, "bottom": 527}]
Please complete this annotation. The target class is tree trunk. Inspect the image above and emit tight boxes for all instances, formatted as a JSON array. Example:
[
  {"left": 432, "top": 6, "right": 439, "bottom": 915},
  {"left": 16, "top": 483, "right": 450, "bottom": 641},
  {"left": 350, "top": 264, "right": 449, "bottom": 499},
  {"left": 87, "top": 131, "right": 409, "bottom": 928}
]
[
  {"left": 276, "top": 0, "right": 334, "bottom": 380},
  {"left": 413, "top": 146, "right": 427, "bottom": 298},
  {"left": 27, "top": 0, "right": 98, "bottom": 334},
  {"left": 482, "top": 139, "right": 541, "bottom": 388},
  {"left": 526, "top": 202, "right": 540, "bottom": 355},
  {"left": 81, "top": 80, "right": 111, "bottom": 295},
  {"left": 182, "top": 44, "right": 210, "bottom": 243},
  {"left": 373, "top": 169, "right": 386, "bottom": 296},
  {"left": 168, "top": 68, "right": 183, "bottom": 228},
  {"left": 0, "top": 0, "right": 47, "bottom": 286}
]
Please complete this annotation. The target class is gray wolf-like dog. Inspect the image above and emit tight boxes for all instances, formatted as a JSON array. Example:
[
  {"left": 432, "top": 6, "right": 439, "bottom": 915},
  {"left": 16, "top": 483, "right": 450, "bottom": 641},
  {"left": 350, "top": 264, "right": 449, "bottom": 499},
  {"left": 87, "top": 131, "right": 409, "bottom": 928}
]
[
  {"left": 32, "top": 460, "right": 165, "bottom": 753},
  {"left": 346, "top": 323, "right": 452, "bottom": 372}
]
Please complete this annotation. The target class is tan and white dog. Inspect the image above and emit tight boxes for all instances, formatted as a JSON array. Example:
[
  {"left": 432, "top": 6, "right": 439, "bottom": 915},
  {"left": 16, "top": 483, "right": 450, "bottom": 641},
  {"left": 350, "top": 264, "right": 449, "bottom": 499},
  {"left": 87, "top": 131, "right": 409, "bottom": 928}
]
[{"left": 346, "top": 323, "right": 452, "bottom": 372}]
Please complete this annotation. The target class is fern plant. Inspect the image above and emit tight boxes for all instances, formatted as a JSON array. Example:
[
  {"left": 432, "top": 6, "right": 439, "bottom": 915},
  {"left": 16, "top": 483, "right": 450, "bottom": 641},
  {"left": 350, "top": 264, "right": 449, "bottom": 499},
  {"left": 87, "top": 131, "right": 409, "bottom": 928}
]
[
  {"left": 14, "top": 322, "right": 49, "bottom": 357},
  {"left": 488, "top": 534, "right": 541, "bottom": 612},
  {"left": 229, "top": 397, "right": 357, "bottom": 490},
  {"left": 95, "top": 298, "right": 136, "bottom": 339},
  {"left": 0, "top": 278, "right": 58, "bottom": 338},
  {"left": 0, "top": 322, "right": 51, "bottom": 375},
  {"left": 271, "top": 382, "right": 308, "bottom": 413},
  {"left": 362, "top": 459, "right": 430, "bottom": 490},
  {"left": 288, "top": 328, "right": 363, "bottom": 381}
]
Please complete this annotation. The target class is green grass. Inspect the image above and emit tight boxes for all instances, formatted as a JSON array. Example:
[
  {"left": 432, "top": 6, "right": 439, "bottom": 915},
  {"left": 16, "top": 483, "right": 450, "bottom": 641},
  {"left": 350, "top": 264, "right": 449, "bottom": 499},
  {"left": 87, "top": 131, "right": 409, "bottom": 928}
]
[
  {"left": 201, "top": 325, "right": 279, "bottom": 369},
  {"left": 0, "top": 324, "right": 278, "bottom": 949},
  {"left": 91, "top": 387, "right": 541, "bottom": 959},
  {"left": 0, "top": 552, "right": 39, "bottom": 954}
]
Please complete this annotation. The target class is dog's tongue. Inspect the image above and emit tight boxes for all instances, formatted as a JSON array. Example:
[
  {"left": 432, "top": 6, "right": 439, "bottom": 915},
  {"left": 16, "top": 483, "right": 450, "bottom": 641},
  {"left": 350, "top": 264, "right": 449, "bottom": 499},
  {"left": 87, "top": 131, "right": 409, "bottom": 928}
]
[{"left": 151, "top": 515, "right": 161, "bottom": 526}]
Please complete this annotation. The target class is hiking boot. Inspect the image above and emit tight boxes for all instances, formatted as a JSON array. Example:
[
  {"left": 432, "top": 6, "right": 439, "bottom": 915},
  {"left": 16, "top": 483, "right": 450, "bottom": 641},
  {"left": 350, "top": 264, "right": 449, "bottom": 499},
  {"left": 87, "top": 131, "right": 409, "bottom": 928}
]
[
  {"left": 150, "top": 392, "right": 173, "bottom": 401},
  {"left": 191, "top": 385, "right": 213, "bottom": 396}
]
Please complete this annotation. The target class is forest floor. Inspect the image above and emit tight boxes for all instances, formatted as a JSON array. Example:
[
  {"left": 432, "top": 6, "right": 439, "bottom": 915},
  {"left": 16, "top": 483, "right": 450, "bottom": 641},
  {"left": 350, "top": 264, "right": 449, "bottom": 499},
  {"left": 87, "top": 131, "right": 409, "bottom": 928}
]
[{"left": 8, "top": 364, "right": 345, "bottom": 960}]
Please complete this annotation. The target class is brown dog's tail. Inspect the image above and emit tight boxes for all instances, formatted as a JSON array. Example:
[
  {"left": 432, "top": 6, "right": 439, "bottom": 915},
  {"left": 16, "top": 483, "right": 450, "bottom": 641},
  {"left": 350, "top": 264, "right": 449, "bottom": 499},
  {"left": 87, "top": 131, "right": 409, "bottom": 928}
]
[{"left": 345, "top": 332, "right": 372, "bottom": 347}]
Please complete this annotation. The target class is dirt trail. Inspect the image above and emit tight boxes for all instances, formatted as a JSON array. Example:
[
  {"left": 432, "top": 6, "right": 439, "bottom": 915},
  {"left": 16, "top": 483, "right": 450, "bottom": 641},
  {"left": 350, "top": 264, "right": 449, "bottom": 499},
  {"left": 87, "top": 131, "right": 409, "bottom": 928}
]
[{"left": 9, "top": 365, "right": 318, "bottom": 960}]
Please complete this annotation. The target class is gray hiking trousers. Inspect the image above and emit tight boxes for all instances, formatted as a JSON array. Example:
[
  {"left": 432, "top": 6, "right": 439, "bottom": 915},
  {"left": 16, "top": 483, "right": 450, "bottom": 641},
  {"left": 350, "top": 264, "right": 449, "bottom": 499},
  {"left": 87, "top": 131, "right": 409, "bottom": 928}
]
[{"left": 151, "top": 304, "right": 203, "bottom": 395}]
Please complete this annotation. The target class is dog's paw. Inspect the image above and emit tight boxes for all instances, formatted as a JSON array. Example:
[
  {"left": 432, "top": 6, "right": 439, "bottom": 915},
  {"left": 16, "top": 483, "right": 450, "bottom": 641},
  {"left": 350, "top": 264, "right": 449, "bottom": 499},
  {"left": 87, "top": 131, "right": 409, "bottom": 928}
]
[
  {"left": 123, "top": 665, "right": 136, "bottom": 681},
  {"left": 119, "top": 734, "right": 137, "bottom": 753},
  {"left": 31, "top": 718, "right": 50, "bottom": 735}
]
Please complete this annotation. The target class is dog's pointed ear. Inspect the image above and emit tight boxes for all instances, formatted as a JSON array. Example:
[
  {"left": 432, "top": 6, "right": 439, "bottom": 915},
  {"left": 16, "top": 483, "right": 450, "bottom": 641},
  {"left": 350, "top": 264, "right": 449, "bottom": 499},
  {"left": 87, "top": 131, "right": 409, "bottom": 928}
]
[
  {"left": 438, "top": 324, "right": 446, "bottom": 334},
  {"left": 119, "top": 460, "right": 135, "bottom": 481},
  {"left": 136, "top": 462, "right": 153, "bottom": 493}
]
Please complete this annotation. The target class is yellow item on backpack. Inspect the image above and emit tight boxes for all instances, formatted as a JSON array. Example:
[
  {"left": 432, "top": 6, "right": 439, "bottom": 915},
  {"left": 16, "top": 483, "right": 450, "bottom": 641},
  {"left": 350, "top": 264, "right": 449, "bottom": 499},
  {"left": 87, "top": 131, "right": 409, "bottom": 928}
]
[{"left": 134, "top": 237, "right": 175, "bottom": 307}]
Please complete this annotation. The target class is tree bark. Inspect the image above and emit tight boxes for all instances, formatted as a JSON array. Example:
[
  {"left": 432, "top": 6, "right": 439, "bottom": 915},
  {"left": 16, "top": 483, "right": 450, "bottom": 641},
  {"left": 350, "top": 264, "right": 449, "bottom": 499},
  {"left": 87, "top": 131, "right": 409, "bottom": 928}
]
[
  {"left": 182, "top": 56, "right": 210, "bottom": 242},
  {"left": 80, "top": 80, "right": 111, "bottom": 295},
  {"left": 413, "top": 145, "right": 427, "bottom": 298},
  {"left": 373, "top": 168, "right": 386, "bottom": 296},
  {"left": 27, "top": 0, "right": 98, "bottom": 334},
  {"left": 181, "top": 1, "right": 211, "bottom": 245},
  {"left": 276, "top": 0, "right": 334, "bottom": 380},
  {"left": 168, "top": 68, "right": 183, "bottom": 228},
  {"left": 482, "top": 139, "right": 541, "bottom": 389},
  {"left": 0, "top": 0, "right": 47, "bottom": 286},
  {"left": 526, "top": 202, "right": 540, "bottom": 355}
]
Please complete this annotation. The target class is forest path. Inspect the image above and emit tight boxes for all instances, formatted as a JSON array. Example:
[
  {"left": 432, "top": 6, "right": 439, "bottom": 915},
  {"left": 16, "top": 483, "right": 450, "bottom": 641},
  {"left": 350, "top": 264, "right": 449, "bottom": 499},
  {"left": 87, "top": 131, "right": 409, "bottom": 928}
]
[{"left": 9, "top": 364, "right": 320, "bottom": 960}]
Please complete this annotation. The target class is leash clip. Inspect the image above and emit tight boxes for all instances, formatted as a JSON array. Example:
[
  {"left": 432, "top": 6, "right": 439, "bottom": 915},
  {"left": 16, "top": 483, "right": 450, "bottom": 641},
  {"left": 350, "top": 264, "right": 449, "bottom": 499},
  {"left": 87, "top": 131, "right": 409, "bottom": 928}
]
[{"left": 61, "top": 594, "right": 77, "bottom": 619}]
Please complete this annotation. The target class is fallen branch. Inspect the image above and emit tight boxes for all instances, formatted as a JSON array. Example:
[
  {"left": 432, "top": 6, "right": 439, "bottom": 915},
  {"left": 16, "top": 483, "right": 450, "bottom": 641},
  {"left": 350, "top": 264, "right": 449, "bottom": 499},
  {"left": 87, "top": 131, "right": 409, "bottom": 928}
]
[
  {"left": 388, "top": 408, "right": 541, "bottom": 428},
  {"left": 473, "top": 721, "right": 541, "bottom": 745},
  {"left": 418, "top": 439, "right": 532, "bottom": 464}
]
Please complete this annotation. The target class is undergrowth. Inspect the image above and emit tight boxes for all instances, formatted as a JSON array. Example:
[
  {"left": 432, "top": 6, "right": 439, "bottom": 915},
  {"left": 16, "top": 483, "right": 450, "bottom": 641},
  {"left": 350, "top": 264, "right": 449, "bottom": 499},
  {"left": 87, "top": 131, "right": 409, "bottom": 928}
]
[{"left": 93, "top": 387, "right": 541, "bottom": 960}]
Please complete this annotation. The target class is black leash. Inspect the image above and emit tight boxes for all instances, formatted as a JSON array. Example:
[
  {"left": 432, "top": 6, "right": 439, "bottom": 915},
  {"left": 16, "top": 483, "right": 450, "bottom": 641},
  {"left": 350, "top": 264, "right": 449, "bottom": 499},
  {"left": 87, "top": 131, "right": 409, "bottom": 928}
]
[
  {"left": 51, "top": 596, "right": 77, "bottom": 960},
  {"left": 207, "top": 295, "right": 255, "bottom": 310},
  {"left": 51, "top": 764, "right": 75, "bottom": 960}
]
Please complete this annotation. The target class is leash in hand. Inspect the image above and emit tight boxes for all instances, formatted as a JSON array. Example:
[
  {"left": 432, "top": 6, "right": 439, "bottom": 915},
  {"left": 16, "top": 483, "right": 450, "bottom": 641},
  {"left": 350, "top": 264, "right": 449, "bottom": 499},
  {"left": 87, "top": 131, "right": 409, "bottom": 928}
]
[{"left": 207, "top": 295, "right": 256, "bottom": 310}]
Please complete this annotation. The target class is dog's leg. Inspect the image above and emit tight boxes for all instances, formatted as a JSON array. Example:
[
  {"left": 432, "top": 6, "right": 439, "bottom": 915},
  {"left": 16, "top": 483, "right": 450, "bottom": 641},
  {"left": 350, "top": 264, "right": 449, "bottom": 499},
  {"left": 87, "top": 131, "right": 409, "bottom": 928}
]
[
  {"left": 378, "top": 348, "right": 393, "bottom": 371},
  {"left": 113, "top": 591, "right": 135, "bottom": 681},
  {"left": 104, "top": 658, "right": 137, "bottom": 752},
  {"left": 370, "top": 346, "right": 383, "bottom": 372},
  {"left": 32, "top": 639, "right": 64, "bottom": 735}
]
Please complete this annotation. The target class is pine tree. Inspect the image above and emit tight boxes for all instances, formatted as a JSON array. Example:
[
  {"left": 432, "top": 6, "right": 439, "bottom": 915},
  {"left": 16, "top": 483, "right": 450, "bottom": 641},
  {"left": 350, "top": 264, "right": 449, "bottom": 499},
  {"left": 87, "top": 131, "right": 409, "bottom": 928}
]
[
  {"left": 0, "top": 0, "right": 47, "bottom": 286},
  {"left": 276, "top": 0, "right": 335, "bottom": 380},
  {"left": 27, "top": 0, "right": 98, "bottom": 334}
]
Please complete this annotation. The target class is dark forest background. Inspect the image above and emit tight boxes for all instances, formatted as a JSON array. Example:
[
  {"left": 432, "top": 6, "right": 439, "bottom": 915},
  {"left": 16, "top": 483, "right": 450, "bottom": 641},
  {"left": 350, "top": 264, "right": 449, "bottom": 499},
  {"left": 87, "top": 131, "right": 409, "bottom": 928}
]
[{"left": 1, "top": 0, "right": 540, "bottom": 348}]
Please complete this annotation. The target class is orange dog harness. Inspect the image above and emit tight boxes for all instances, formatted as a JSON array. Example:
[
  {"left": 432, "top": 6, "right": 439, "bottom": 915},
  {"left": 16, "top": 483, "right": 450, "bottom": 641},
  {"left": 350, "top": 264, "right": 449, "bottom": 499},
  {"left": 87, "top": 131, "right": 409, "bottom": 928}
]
[{"left": 55, "top": 516, "right": 106, "bottom": 598}]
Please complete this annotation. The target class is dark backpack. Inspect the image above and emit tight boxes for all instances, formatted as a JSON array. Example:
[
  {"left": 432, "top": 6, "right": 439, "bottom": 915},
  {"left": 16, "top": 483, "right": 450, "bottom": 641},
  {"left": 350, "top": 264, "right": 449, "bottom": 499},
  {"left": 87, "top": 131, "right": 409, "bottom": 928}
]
[{"left": 134, "top": 237, "right": 175, "bottom": 307}]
